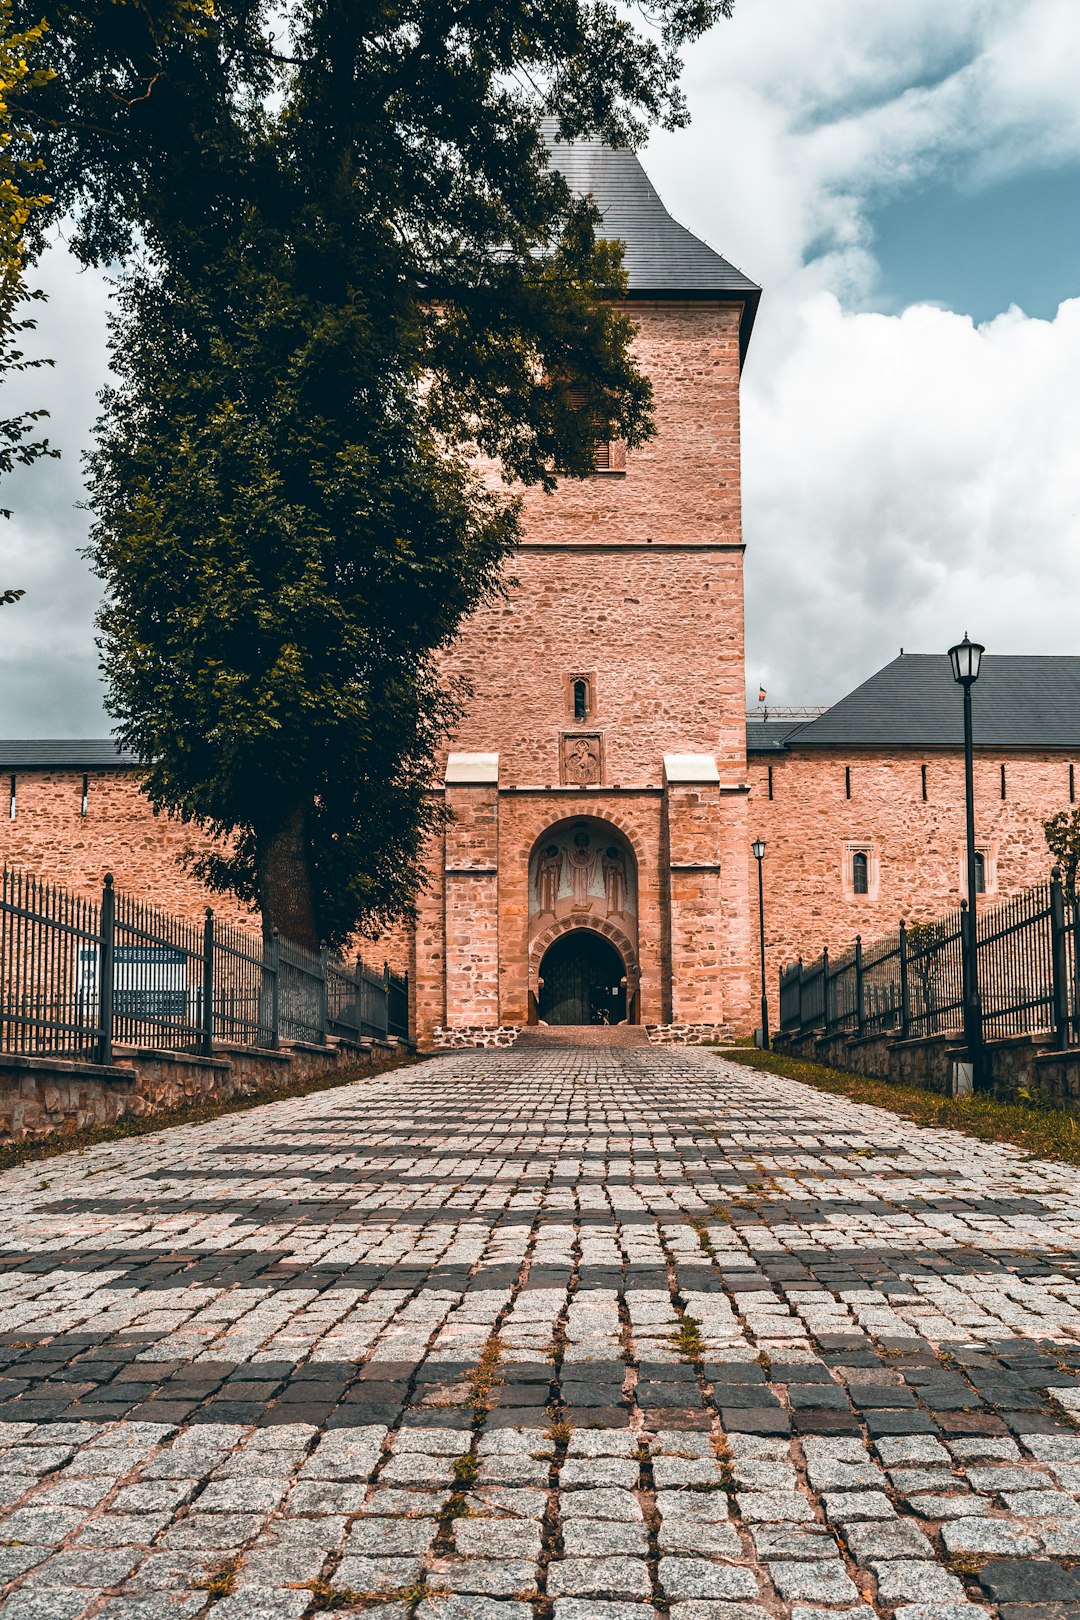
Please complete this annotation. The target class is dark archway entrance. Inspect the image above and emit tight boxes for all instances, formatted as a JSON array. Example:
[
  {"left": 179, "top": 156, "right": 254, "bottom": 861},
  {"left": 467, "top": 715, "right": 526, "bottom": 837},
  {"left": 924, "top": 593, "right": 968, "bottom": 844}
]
[{"left": 537, "top": 931, "right": 627, "bottom": 1025}]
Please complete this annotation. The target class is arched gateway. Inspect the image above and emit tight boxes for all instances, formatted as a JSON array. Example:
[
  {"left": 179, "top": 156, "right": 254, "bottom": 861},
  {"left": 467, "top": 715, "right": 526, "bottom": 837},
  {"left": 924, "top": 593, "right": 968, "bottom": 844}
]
[
  {"left": 527, "top": 818, "right": 639, "bottom": 1024},
  {"left": 537, "top": 929, "right": 627, "bottom": 1025}
]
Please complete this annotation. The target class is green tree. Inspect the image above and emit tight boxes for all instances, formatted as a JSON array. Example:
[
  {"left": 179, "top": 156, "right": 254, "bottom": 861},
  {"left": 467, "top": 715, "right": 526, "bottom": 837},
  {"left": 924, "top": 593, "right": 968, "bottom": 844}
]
[
  {"left": 0, "top": 0, "right": 57, "bottom": 580},
  {"left": 22, "top": 0, "right": 736, "bottom": 947},
  {"left": 1045, "top": 808, "right": 1080, "bottom": 898}
]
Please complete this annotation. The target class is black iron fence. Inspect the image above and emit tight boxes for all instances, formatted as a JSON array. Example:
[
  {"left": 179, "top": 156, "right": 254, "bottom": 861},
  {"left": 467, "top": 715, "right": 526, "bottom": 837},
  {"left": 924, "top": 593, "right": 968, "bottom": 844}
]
[
  {"left": 0, "top": 867, "right": 409, "bottom": 1064},
  {"left": 780, "top": 866, "right": 1079, "bottom": 1050}
]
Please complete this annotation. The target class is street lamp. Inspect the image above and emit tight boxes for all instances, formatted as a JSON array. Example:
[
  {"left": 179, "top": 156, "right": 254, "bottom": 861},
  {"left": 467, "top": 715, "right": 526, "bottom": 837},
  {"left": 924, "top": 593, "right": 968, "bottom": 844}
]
[
  {"left": 948, "top": 633, "right": 985, "bottom": 1090},
  {"left": 751, "top": 839, "right": 769, "bottom": 1048}
]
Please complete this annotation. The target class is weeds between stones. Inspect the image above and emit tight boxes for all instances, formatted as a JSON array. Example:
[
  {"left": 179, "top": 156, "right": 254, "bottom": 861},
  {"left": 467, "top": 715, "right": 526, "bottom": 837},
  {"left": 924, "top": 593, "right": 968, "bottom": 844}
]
[
  {"left": 689, "top": 1215, "right": 717, "bottom": 1258},
  {"left": 466, "top": 1334, "right": 504, "bottom": 1411},
  {"left": 451, "top": 1452, "right": 480, "bottom": 1486},
  {"left": 197, "top": 1557, "right": 241, "bottom": 1601},
  {"left": 947, "top": 1555, "right": 986, "bottom": 1579},
  {"left": 303, "top": 1578, "right": 433, "bottom": 1610},
  {"left": 670, "top": 1314, "right": 705, "bottom": 1363}
]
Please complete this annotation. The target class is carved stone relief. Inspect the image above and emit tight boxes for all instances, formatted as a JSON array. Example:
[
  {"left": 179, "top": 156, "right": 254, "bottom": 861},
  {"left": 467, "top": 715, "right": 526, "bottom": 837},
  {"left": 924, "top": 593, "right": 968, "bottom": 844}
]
[{"left": 561, "top": 732, "right": 602, "bottom": 786}]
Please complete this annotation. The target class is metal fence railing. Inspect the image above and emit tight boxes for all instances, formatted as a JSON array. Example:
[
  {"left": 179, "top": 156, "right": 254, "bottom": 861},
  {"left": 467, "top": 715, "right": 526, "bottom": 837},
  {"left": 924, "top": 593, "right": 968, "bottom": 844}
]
[
  {"left": 780, "top": 867, "right": 1077, "bottom": 1051},
  {"left": 0, "top": 867, "right": 409, "bottom": 1064}
]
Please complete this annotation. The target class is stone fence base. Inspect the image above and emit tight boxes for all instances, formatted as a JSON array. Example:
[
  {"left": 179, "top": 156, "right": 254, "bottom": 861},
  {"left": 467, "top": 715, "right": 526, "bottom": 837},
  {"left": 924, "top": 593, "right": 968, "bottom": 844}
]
[
  {"left": 0, "top": 1035, "right": 412, "bottom": 1144},
  {"left": 427, "top": 1022, "right": 739, "bottom": 1050},
  {"left": 776, "top": 1025, "right": 1080, "bottom": 1110},
  {"left": 429, "top": 1027, "right": 521, "bottom": 1050},
  {"left": 647, "top": 1022, "right": 737, "bottom": 1045}
]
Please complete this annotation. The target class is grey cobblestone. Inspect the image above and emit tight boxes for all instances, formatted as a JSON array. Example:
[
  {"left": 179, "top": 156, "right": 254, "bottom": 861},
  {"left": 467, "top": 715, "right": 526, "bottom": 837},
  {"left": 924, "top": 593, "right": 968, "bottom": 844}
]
[{"left": 0, "top": 1045, "right": 1078, "bottom": 1616}]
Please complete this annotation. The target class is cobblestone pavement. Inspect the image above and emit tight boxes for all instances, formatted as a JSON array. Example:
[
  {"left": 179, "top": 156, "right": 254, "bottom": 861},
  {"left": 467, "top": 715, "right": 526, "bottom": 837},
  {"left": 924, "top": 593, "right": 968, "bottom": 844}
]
[{"left": 2, "top": 1047, "right": 1080, "bottom": 1619}]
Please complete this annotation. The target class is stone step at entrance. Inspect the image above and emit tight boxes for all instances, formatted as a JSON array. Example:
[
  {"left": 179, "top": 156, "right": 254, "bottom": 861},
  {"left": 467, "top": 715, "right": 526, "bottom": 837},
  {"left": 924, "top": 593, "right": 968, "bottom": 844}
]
[{"left": 517, "top": 1023, "right": 650, "bottom": 1047}]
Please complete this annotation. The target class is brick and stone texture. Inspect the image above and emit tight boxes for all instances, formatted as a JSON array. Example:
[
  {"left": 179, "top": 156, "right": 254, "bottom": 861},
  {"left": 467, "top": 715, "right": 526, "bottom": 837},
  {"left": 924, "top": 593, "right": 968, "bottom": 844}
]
[
  {"left": 0, "top": 769, "right": 255, "bottom": 928},
  {"left": 748, "top": 747, "right": 1080, "bottom": 1030},
  {"left": 2, "top": 1042, "right": 1080, "bottom": 1614},
  {"left": 412, "top": 302, "right": 754, "bottom": 1044},
  {"left": 0, "top": 768, "right": 414, "bottom": 976}
]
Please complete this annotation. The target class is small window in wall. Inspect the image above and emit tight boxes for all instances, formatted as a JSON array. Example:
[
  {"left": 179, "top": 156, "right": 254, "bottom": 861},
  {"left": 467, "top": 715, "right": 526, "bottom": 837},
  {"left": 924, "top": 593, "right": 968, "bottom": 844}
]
[
  {"left": 81, "top": 774, "right": 89, "bottom": 817},
  {"left": 593, "top": 438, "right": 626, "bottom": 475},
  {"left": 1000, "top": 763, "right": 1007, "bottom": 800},
  {"left": 567, "top": 386, "right": 626, "bottom": 476},
  {"left": 845, "top": 765, "right": 851, "bottom": 800},
  {"left": 1071, "top": 763, "right": 1076, "bottom": 804},
  {"left": 974, "top": 850, "right": 987, "bottom": 894},
  {"left": 852, "top": 850, "right": 869, "bottom": 894},
  {"left": 921, "top": 763, "right": 928, "bottom": 802},
  {"left": 7, "top": 774, "right": 14, "bottom": 821},
  {"left": 767, "top": 764, "right": 774, "bottom": 801},
  {"left": 573, "top": 679, "right": 589, "bottom": 721}
]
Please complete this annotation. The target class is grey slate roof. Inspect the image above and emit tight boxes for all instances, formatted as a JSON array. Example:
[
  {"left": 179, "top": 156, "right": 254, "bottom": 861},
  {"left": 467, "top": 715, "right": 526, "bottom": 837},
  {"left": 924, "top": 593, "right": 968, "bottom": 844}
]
[
  {"left": 745, "top": 718, "right": 809, "bottom": 752},
  {"left": 0, "top": 739, "right": 139, "bottom": 770},
  {"left": 784, "top": 655, "right": 1080, "bottom": 751},
  {"left": 546, "top": 127, "right": 760, "bottom": 360}
]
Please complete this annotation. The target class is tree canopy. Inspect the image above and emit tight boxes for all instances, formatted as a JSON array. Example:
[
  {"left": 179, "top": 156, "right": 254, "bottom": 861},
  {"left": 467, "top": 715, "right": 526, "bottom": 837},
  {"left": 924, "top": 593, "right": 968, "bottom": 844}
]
[
  {"left": 13, "top": 0, "right": 736, "bottom": 946},
  {"left": 0, "top": 0, "right": 57, "bottom": 585}
]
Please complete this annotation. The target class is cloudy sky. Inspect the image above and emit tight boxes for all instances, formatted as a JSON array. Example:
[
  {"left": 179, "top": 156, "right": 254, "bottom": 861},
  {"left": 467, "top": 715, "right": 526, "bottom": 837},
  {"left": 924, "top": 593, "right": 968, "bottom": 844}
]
[
  {"left": 1, "top": 0, "right": 1078, "bottom": 732},
  {"left": 647, "top": 0, "right": 1080, "bottom": 709}
]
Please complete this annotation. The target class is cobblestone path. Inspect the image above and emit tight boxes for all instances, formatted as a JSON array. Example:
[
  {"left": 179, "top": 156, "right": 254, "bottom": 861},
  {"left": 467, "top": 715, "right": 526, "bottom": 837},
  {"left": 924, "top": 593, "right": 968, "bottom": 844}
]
[{"left": 2, "top": 1047, "right": 1080, "bottom": 1619}]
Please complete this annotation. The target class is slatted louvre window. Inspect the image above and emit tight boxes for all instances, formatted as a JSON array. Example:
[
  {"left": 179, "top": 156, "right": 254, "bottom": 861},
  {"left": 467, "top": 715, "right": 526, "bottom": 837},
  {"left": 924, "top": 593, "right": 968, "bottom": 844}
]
[{"left": 567, "top": 386, "right": 626, "bottom": 475}]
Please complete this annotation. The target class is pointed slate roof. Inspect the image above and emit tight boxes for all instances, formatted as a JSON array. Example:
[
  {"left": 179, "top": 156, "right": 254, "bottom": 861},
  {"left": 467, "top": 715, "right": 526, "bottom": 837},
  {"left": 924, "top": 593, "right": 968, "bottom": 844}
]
[
  {"left": 772, "top": 655, "right": 1080, "bottom": 751},
  {"left": 546, "top": 127, "right": 760, "bottom": 361}
]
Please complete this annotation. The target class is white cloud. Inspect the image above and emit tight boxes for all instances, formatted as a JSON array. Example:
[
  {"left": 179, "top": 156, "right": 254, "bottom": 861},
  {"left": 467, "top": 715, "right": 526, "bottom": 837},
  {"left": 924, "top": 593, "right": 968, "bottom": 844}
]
[
  {"left": 0, "top": 245, "right": 110, "bottom": 733},
  {"left": 639, "top": 0, "right": 1080, "bottom": 703},
  {"left": 743, "top": 295, "right": 1080, "bottom": 701}
]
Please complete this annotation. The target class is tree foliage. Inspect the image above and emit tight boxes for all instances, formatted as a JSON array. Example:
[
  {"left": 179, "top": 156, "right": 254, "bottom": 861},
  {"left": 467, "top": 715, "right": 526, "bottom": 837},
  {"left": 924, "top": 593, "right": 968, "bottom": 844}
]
[
  {"left": 0, "top": 0, "right": 57, "bottom": 581},
  {"left": 1045, "top": 809, "right": 1080, "bottom": 898},
  {"left": 15, "top": 0, "right": 736, "bottom": 946}
]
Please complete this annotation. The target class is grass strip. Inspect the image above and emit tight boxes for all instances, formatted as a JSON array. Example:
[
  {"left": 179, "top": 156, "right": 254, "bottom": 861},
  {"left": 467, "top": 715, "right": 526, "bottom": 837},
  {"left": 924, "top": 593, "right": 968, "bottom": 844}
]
[
  {"left": 0, "top": 1046, "right": 421, "bottom": 1176},
  {"left": 713, "top": 1046, "right": 1080, "bottom": 1167}
]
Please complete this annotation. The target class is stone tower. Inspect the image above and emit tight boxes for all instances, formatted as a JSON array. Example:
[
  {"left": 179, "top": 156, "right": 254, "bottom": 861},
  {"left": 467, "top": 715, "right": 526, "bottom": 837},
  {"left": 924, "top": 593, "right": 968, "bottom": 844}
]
[{"left": 413, "top": 135, "right": 760, "bottom": 1047}]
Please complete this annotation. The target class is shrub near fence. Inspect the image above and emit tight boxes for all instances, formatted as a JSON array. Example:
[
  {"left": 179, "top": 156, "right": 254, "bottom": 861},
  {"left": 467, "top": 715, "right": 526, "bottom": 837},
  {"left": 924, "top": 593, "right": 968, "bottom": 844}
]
[
  {"left": 0, "top": 867, "right": 409, "bottom": 1064},
  {"left": 780, "top": 866, "right": 1078, "bottom": 1052}
]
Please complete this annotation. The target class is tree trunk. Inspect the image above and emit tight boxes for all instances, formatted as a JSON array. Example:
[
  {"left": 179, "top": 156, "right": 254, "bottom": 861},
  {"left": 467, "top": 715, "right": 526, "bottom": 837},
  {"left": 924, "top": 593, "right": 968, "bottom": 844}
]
[{"left": 258, "top": 805, "right": 320, "bottom": 950}]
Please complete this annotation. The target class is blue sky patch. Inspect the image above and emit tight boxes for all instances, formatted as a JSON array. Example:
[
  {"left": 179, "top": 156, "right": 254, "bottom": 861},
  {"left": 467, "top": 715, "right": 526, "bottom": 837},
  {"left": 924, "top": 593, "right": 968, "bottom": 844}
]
[{"left": 865, "top": 166, "right": 1080, "bottom": 323}]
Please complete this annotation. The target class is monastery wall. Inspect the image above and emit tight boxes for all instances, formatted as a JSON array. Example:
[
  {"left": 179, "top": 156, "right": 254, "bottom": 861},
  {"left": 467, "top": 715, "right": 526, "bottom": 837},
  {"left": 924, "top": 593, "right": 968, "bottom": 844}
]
[
  {"left": 0, "top": 767, "right": 412, "bottom": 974},
  {"left": 0, "top": 768, "right": 251, "bottom": 928},
  {"left": 514, "top": 301, "right": 744, "bottom": 546},
  {"left": 746, "top": 748, "right": 1077, "bottom": 1026}
]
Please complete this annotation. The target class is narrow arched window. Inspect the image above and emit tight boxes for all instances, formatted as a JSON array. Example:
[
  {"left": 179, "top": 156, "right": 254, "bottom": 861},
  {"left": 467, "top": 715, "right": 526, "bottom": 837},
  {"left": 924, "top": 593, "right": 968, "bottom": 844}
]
[
  {"left": 573, "top": 679, "right": 588, "bottom": 721},
  {"left": 974, "top": 851, "right": 986, "bottom": 894},
  {"left": 852, "top": 851, "right": 869, "bottom": 894}
]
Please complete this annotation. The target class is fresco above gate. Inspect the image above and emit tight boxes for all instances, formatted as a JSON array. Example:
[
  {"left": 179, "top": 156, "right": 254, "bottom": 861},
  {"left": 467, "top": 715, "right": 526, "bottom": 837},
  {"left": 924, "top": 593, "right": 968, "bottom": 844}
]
[{"left": 528, "top": 822, "right": 637, "bottom": 928}]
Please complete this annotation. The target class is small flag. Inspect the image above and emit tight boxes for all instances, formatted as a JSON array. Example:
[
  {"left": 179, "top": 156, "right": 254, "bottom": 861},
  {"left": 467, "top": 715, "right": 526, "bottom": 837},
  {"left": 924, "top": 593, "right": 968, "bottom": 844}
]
[{"left": 758, "top": 686, "right": 766, "bottom": 704}]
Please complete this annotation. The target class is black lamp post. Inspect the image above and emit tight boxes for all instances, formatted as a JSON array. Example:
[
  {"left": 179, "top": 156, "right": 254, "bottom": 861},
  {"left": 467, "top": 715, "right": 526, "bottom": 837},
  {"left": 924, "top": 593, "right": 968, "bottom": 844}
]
[
  {"left": 752, "top": 838, "right": 769, "bottom": 1048},
  {"left": 948, "top": 633, "right": 985, "bottom": 1090}
]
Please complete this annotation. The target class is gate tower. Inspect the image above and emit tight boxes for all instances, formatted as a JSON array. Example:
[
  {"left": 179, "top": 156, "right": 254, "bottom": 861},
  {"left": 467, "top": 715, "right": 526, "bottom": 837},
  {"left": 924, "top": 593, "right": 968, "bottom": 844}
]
[{"left": 412, "top": 133, "right": 760, "bottom": 1046}]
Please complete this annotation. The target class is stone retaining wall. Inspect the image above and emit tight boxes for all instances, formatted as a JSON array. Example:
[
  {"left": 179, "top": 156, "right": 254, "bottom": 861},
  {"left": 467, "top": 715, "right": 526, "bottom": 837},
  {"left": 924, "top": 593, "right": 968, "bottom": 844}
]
[
  {"left": 0, "top": 1036, "right": 412, "bottom": 1143},
  {"left": 647, "top": 1022, "right": 737, "bottom": 1045},
  {"left": 429, "top": 1022, "right": 741, "bottom": 1049},
  {"left": 429, "top": 1026, "right": 521, "bottom": 1050},
  {"left": 776, "top": 1024, "right": 1080, "bottom": 1109}
]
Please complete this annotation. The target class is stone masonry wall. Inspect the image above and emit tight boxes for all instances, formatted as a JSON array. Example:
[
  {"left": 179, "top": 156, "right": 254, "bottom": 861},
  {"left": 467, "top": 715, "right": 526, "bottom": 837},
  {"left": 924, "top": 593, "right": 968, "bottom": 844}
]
[
  {"left": 0, "top": 768, "right": 253, "bottom": 927},
  {"left": 445, "top": 304, "right": 748, "bottom": 784},
  {"left": 749, "top": 747, "right": 1079, "bottom": 1030},
  {"left": 0, "top": 767, "right": 412, "bottom": 976}
]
